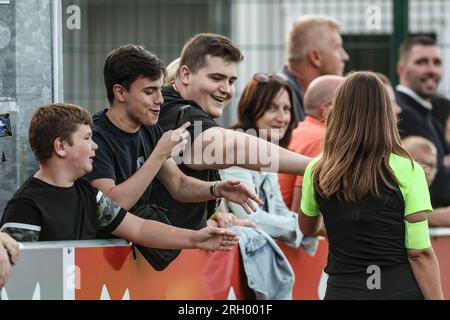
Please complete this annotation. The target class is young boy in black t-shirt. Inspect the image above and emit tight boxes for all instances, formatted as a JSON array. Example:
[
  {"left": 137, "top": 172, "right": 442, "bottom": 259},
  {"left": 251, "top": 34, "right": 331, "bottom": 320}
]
[{"left": 0, "top": 103, "right": 238, "bottom": 252}]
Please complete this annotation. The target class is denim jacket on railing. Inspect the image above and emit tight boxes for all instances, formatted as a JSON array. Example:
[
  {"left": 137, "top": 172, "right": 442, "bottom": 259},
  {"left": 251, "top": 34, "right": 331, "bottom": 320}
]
[{"left": 230, "top": 226, "right": 295, "bottom": 300}]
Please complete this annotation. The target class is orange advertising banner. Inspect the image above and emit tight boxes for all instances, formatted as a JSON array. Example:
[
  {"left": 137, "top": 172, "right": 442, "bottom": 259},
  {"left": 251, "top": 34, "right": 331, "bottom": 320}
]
[
  {"left": 4, "top": 236, "right": 449, "bottom": 300},
  {"left": 74, "top": 240, "right": 329, "bottom": 300}
]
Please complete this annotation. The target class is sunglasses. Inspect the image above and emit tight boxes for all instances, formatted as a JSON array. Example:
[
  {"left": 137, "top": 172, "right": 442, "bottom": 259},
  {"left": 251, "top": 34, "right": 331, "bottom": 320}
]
[{"left": 253, "top": 72, "right": 288, "bottom": 84}]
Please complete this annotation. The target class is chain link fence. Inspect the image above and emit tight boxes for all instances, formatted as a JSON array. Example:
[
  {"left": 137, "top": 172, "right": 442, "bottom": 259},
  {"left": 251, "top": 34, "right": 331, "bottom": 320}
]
[{"left": 61, "top": 0, "right": 450, "bottom": 126}]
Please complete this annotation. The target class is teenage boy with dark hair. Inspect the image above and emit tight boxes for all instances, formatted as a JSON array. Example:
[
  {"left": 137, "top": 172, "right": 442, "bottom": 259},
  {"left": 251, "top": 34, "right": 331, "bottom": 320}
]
[
  {"left": 154, "top": 33, "right": 311, "bottom": 230},
  {"left": 0, "top": 103, "right": 239, "bottom": 252},
  {"left": 85, "top": 44, "right": 262, "bottom": 231}
]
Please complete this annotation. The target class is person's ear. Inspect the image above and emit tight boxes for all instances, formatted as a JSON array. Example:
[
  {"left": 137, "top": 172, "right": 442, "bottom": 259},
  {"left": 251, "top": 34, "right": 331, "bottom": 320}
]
[
  {"left": 53, "top": 137, "right": 68, "bottom": 158},
  {"left": 113, "top": 84, "right": 127, "bottom": 103},
  {"left": 318, "top": 102, "right": 330, "bottom": 121},
  {"left": 179, "top": 65, "right": 192, "bottom": 86},
  {"left": 308, "top": 49, "right": 322, "bottom": 69}
]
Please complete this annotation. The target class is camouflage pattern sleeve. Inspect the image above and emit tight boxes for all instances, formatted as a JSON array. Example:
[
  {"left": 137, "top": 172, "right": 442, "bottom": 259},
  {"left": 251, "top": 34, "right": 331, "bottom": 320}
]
[
  {"left": 96, "top": 191, "right": 126, "bottom": 230},
  {"left": 1, "top": 224, "right": 40, "bottom": 242}
]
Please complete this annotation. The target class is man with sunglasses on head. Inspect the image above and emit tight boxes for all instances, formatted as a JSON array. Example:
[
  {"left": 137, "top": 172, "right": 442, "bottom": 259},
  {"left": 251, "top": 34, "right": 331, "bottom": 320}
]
[{"left": 155, "top": 33, "right": 311, "bottom": 231}]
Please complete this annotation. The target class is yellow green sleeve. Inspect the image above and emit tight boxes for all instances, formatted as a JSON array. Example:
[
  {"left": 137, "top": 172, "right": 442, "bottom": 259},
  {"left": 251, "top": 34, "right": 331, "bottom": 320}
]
[
  {"left": 389, "top": 155, "right": 433, "bottom": 250},
  {"left": 403, "top": 161, "right": 433, "bottom": 216},
  {"left": 300, "top": 159, "right": 320, "bottom": 217},
  {"left": 389, "top": 155, "right": 433, "bottom": 217}
]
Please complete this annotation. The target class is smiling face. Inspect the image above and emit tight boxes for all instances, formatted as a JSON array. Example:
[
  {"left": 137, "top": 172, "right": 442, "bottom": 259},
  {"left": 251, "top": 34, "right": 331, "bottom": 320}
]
[
  {"left": 181, "top": 56, "right": 237, "bottom": 118},
  {"left": 122, "top": 75, "right": 164, "bottom": 127},
  {"left": 255, "top": 88, "right": 292, "bottom": 142},
  {"left": 65, "top": 124, "right": 98, "bottom": 178},
  {"left": 399, "top": 44, "right": 443, "bottom": 100}
]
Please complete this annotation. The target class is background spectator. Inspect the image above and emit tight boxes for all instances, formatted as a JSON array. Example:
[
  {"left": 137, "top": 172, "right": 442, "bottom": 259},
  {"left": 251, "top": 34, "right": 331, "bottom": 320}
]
[
  {"left": 396, "top": 35, "right": 450, "bottom": 209},
  {"left": 164, "top": 57, "right": 180, "bottom": 86},
  {"left": 279, "top": 75, "right": 343, "bottom": 211},
  {"left": 282, "top": 15, "right": 349, "bottom": 122},
  {"left": 374, "top": 72, "right": 402, "bottom": 118},
  {"left": 220, "top": 72, "right": 320, "bottom": 248},
  {"left": 403, "top": 136, "right": 450, "bottom": 227}
]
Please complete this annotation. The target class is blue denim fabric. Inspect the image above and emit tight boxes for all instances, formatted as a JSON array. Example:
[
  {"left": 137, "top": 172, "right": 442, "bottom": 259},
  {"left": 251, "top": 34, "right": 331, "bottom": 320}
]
[
  {"left": 230, "top": 226, "right": 295, "bottom": 300},
  {"left": 220, "top": 167, "right": 319, "bottom": 254}
]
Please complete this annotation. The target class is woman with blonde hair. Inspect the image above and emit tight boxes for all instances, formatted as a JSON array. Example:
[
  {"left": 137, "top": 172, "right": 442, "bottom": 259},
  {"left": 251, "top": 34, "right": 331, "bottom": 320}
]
[
  {"left": 164, "top": 57, "right": 180, "bottom": 86},
  {"left": 299, "top": 71, "right": 443, "bottom": 299}
]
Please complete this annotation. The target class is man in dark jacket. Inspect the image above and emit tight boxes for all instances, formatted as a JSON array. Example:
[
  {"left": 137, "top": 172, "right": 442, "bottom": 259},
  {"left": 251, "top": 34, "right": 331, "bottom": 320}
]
[{"left": 396, "top": 35, "right": 450, "bottom": 207}]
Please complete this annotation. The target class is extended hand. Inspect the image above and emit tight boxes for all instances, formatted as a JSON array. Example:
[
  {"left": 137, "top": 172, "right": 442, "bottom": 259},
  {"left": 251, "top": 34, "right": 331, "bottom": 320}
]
[
  {"left": 0, "top": 232, "right": 19, "bottom": 265},
  {"left": 195, "top": 227, "right": 239, "bottom": 251},
  {"left": 208, "top": 212, "right": 256, "bottom": 228},
  {"left": 216, "top": 180, "right": 264, "bottom": 214},
  {"left": 0, "top": 245, "right": 11, "bottom": 289}
]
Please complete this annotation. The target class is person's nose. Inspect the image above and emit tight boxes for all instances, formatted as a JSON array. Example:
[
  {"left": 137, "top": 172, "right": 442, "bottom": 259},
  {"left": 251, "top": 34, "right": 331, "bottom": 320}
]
[
  {"left": 154, "top": 90, "right": 164, "bottom": 105},
  {"left": 342, "top": 48, "right": 349, "bottom": 62},
  {"left": 219, "top": 81, "right": 232, "bottom": 95},
  {"left": 429, "top": 62, "right": 442, "bottom": 78},
  {"left": 276, "top": 109, "right": 290, "bottom": 123}
]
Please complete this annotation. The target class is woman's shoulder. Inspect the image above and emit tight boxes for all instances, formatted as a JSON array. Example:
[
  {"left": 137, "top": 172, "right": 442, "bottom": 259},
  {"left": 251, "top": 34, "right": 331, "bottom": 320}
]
[
  {"left": 389, "top": 153, "right": 422, "bottom": 180},
  {"left": 305, "top": 156, "right": 322, "bottom": 172}
]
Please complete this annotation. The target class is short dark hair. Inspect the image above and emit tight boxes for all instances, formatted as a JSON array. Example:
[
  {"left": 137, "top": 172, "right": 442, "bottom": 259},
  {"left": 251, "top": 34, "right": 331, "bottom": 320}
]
[
  {"left": 29, "top": 103, "right": 93, "bottom": 164},
  {"left": 233, "top": 74, "right": 295, "bottom": 148},
  {"left": 104, "top": 44, "right": 166, "bottom": 103},
  {"left": 399, "top": 36, "right": 437, "bottom": 63},
  {"left": 180, "top": 33, "right": 243, "bottom": 74}
]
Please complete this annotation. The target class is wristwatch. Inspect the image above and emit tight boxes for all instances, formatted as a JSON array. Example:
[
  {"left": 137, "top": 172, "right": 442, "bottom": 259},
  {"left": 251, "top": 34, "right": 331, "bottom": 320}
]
[{"left": 210, "top": 181, "right": 220, "bottom": 198}]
